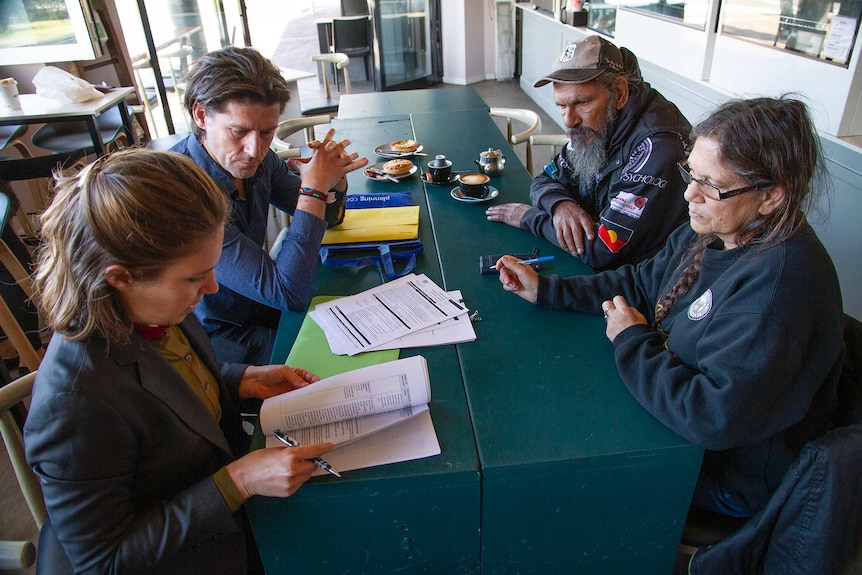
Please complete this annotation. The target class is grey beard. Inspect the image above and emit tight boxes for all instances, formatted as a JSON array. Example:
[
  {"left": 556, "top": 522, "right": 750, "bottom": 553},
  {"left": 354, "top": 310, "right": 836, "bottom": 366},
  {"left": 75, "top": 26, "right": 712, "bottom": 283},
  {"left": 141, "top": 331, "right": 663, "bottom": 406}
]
[{"left": 564, "top": 101, "right": 618, "bottom": 188}]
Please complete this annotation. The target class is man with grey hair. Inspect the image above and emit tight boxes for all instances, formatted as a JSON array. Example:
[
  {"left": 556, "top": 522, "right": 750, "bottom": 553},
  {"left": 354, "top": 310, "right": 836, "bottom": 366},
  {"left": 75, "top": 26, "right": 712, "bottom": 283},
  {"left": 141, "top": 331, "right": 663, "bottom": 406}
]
[{"left": 487, "top": 36, "right": 691, "bottom": 271}]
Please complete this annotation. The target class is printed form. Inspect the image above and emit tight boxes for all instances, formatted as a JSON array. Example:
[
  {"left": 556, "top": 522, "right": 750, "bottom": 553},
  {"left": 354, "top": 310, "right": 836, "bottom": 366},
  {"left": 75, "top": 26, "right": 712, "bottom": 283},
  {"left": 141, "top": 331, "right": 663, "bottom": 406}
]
[{"left": 309, "top": 273, "right": 467, "bottom": 355}]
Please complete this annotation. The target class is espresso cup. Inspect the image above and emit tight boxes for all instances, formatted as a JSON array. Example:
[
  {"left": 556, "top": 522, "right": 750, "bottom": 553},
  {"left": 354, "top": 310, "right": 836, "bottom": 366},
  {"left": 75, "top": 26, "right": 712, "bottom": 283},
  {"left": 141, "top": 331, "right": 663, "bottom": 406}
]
[
  {"left": 427, "top": 156, "right": 452, "bottom": 183},
  {"left": 458, "top": 173, "right": 491, "bottom": 199}
]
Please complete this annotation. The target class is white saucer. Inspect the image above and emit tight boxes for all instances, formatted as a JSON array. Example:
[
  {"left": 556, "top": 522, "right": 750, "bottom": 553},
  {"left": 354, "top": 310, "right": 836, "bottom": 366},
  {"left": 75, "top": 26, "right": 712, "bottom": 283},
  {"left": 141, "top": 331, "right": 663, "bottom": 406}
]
[
  {"left": 363, "top": 162, "right": 418, "bottom": 181},
  {"left": 374, "top": 143, "right": 425, "bottom": 158},
  {"left": 450, "top": 186, "right": 499, "bottom": 203}
]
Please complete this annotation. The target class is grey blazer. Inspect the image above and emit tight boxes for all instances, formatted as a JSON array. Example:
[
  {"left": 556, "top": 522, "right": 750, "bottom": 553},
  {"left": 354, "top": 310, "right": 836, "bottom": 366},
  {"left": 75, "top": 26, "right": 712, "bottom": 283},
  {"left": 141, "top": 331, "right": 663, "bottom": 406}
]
[{"left": 24, "top": 316, "right": 253, "bottom": 574}]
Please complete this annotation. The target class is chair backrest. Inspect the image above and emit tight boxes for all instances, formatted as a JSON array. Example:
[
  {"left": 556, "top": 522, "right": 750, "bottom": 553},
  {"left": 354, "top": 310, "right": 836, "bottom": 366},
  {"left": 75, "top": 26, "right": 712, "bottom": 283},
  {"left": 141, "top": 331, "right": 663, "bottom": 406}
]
[
  {"left": 332, "top": 16, "right": 371, "bottom": 54},
  {"left": 341, "top": 0, "right": 369, "bottom": 16},
  {"left": 528, "top": 133, "right": 569, "bottom": 176},
  {"left": 0, "top": 371, "right": 45, "bottom": 569},
  {"left": 489, "top": 108, "right": 542, "bottom": 174},
  {"left": 272, "top": 115, "right": 333, "bottom": 153},
  {"left": 312, "top": 53, "right": 352, "bottom": 97}
]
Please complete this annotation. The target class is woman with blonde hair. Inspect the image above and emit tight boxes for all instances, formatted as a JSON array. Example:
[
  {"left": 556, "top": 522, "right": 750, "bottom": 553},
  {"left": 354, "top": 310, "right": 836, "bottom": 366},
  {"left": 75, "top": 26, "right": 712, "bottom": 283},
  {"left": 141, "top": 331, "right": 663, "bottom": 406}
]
[
  {"left": 495, "top": 97, "right": 844, "bottom": 518},
  {"left": 25, "top": 149, "right": 331, "bottom": 574}
]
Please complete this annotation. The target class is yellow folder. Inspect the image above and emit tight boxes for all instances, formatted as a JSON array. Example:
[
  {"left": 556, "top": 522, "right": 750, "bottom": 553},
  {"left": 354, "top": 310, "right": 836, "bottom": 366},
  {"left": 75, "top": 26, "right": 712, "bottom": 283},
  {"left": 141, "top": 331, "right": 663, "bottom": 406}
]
[{"left": 322, "top": 206, "right": 419, "bottom": 245}]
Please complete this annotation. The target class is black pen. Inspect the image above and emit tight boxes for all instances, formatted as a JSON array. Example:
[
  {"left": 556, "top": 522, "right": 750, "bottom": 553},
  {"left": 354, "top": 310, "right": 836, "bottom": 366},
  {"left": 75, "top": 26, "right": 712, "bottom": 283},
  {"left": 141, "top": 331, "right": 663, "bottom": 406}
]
[{"left": 272, "top": 429, "right": 342, "bottom": 478}]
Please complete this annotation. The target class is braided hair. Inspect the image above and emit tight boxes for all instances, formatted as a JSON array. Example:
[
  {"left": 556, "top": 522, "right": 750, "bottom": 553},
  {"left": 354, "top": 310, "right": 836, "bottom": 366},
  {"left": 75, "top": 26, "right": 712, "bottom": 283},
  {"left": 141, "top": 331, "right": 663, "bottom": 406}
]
[{"left": 653, "top": 96, "right": 825, "bottom": 329}]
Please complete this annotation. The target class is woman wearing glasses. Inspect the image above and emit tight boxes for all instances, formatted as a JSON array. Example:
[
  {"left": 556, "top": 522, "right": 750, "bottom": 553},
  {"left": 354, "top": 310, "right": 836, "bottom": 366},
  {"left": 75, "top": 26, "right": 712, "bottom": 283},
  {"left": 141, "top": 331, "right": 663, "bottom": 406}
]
[{"left": 494, "top": 97, "right": 844, "bottom": 518}]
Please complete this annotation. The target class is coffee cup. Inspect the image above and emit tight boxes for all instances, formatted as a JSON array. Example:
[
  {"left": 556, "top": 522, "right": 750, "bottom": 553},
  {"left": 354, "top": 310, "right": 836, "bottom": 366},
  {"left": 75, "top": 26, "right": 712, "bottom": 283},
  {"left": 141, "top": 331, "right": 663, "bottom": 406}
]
[
  {"left": 457, "top": 173, "right": 491, "bottom": 199},
  {"left": 0, "top": 78, "right": 22, "bottom": 112},
  {"left": 324, "top": 188, "right": 347, "bottom": 228},
  {"left": 427, "top": 154, "right": 452, "bottom": 183}
]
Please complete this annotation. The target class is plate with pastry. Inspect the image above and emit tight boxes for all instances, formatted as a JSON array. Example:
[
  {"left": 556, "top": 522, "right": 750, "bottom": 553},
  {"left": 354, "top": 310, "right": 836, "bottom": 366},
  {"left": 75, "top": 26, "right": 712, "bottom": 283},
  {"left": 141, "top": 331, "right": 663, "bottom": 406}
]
[
  {"left": 374, "top": 139, "right": 424, "bottom": 158},
  {"left": 363, "top": 159, "right": 417, "bottom": 182}
]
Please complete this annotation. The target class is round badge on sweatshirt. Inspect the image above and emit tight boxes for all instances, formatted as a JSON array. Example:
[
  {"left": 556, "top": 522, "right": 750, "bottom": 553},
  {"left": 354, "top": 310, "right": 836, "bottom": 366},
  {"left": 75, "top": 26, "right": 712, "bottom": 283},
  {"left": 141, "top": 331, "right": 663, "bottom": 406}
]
[{"left": 688, "top": 289, "right": 713, "bottom": 321}]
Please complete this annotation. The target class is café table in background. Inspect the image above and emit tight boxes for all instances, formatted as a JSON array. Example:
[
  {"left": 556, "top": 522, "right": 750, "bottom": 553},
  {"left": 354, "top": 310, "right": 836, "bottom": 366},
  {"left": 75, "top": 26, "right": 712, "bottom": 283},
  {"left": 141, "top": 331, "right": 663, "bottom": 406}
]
[{"left": 0, "top": 87, "right": 136, "bottom": 157}]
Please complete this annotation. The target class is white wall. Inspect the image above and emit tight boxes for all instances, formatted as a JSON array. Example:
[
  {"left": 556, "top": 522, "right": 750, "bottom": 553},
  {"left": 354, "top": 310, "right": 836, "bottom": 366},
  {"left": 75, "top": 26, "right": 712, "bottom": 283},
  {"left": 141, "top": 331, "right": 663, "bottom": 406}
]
[{"left": 440, "top": 0, "right": 500, "bottom": 85}]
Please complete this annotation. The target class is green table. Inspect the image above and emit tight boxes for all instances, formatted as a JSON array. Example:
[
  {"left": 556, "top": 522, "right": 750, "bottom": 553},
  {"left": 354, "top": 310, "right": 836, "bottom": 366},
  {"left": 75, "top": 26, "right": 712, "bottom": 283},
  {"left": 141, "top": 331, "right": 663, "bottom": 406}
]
[
  {"left": 409, "top": 109, "right": 703, "bottom": 574},
  {"left": 336, "top": 85, "right": 489, "bottom": 120},
  {"left": 248, "top": 88, "right": 703, "bottom": 574},
  {"left": 246, "top": 115, "right": 482, "bottom": 575}
]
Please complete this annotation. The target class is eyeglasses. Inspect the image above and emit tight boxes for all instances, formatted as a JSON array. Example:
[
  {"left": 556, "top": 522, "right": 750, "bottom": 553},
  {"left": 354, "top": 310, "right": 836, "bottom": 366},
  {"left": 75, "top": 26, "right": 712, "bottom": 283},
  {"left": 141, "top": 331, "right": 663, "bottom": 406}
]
[{"left": 677, "top": 163, "right": 772, "bottom": 201}]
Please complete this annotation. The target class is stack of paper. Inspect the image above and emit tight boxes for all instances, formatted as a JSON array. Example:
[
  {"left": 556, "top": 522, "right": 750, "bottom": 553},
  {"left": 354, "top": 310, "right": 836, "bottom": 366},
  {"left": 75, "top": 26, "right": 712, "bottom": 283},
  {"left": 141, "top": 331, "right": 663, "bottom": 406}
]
[
  {"left": 310, "top": 273, "right": 476, "bottom": 355},
  {"left": 322, "top": 205, "right": 419, "bottom": 244},
  {"left": 261, "top": 356, "right": 441, "bottom": 475}
]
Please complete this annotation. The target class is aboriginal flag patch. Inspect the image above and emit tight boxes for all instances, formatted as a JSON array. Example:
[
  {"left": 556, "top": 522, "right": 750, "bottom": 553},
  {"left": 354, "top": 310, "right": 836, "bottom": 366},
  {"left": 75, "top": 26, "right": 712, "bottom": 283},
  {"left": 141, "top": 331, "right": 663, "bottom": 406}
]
[{"left": 598, "top": 220, "right": 634, "bottom": 253}]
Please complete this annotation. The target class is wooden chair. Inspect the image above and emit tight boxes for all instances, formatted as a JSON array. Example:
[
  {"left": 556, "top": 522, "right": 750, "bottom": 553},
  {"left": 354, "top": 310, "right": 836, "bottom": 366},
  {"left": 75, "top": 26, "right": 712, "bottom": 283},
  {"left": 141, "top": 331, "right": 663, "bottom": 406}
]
[
  {"left": 527, "top": 133, "right": 569, "bottom": 175},
  {"left": 489, "top": 108, "right": 541, "bottom": 173},
  {"left": 268, "top": 115, "right": 334, "bottom": 239},
  {"left": 0, "top": 371, "right": 43, "bottom": 570},
  {"left": 0, "top": 191, "right": 43, "bottom": 373},
  {"left": 272, "top": 114, "right": 333, "bottom": 154},
  {"left": 302, "top": 53, "right": 352, "bottom": 119}
]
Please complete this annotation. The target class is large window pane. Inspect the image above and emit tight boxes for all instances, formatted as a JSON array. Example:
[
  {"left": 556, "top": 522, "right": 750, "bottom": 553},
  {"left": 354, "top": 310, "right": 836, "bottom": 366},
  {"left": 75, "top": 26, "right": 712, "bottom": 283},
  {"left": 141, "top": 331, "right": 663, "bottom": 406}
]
[
  {"left": 617, "top": 0, "right": 710, "bottom": 28},
  {"left": 721, "top": 0, "right": 860, "bottom": 65}
]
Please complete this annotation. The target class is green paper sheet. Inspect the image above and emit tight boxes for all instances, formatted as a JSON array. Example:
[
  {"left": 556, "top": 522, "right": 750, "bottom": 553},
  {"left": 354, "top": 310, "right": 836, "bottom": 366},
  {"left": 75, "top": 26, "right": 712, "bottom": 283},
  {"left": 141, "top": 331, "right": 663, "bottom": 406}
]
[{"left": 285, "top": 295, "right": 400, "bottom": 378}]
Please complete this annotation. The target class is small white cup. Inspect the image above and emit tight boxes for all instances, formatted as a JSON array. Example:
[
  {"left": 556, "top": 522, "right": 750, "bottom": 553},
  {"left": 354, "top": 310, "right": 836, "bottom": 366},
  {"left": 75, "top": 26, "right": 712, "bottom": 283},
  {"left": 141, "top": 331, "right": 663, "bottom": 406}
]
[{"left": 0, "top": 78, "right": 22, "bottom": 112}]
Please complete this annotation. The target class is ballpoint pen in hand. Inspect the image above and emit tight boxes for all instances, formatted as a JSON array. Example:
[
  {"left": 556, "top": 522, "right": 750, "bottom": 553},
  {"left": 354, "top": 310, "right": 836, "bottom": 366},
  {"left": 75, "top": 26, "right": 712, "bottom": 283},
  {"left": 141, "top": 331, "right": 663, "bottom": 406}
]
[
  {"left": 272, "top": 429, "right": 342, "bottom": 478},
  {"left": 516, "top": 256, "right": 554, "bottom": 266}
]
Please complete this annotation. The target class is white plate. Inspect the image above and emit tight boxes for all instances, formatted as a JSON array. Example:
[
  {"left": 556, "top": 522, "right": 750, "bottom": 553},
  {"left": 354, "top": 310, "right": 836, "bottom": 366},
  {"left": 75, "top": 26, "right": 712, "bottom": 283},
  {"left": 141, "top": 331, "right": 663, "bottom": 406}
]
[
  {"left": 450, "top": 186, "right": 499, "bottom": 203},
  {"left": 374, "top": 143, "right": 425, "bottom": 158},
  {"left": 363, "top": 162, "right": 418, "bottom": 182}
]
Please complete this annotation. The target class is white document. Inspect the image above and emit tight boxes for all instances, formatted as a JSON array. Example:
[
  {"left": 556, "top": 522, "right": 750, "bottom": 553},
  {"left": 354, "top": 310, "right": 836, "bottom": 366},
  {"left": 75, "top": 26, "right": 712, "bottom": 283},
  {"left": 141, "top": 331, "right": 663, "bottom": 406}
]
[
  {"left": 260, "top": 356, "right": 441, "bottom": 473},
  {"left": 365, "top": 291, "right": 476, "bottom": 351},
  {"left": 309, "top": 273, "right": 467, "bottom": 355}
]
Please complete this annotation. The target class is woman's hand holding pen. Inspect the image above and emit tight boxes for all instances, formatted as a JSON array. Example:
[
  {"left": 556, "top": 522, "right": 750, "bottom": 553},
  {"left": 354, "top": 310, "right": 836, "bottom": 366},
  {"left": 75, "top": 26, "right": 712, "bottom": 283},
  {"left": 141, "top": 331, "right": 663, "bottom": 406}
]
[
  {"left": 495, "top": 255, "right": 539, "bottom": 303},
  {"left": 238, "top": 364, "right": 320, "bottom": 400},
  {"left": 226, "top": 442, "right": 334, "bottom": 499}
]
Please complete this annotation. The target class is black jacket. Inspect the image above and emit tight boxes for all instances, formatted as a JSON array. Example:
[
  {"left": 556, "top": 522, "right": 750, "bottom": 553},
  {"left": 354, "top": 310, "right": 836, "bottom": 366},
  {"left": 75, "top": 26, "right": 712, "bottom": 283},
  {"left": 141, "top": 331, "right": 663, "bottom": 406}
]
[{"left": 526, "top": 49, "right": 692, "bottom": 270}]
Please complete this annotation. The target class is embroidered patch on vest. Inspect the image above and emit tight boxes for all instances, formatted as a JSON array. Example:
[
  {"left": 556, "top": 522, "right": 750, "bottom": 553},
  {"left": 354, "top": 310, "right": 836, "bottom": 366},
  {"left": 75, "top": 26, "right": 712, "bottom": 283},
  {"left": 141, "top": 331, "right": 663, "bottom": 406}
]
[
  {"left": 609, "top": 191, "right": 648, "bottom": 219},
  {"left": 623, "top": 138, "right": 654, "bottom": 174},
  {"left": 543, "top": 159, "right": 559, "bottom": 178},
  {"left": 598, "top": 219, "right": 633, "bottom": 253},
  {"left": 687, "top": 289, "right": 713, "bottom": 321}
]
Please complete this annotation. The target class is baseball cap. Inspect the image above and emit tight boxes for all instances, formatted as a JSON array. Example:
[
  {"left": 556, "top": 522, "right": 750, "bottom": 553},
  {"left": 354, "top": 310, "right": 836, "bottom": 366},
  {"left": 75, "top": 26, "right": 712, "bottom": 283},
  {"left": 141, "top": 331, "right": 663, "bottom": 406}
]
[{"left": 533, "top": 36, "right": 624, "bottom": 88}]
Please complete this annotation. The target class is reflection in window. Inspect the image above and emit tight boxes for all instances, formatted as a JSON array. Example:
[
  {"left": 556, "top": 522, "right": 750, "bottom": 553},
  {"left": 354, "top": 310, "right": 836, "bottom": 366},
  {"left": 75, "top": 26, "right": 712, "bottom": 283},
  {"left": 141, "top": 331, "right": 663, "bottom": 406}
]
[
  {"left": 721, "top": 0, "right": 860, "bottom": 65},
  {"left": 588, "top": 2, "right": 619, "bottom": 36},
  {"left": 0, "top": 0, "right": 73, "bottom": 48},
  {"left": 616, "top": 0, "right": 710, "bottom": 28}
]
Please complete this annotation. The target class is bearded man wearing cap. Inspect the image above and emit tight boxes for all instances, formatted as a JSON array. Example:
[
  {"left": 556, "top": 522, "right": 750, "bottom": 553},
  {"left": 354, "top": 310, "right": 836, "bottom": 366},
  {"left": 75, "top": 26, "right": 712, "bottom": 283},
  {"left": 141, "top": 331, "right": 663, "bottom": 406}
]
[{"left": 486, "top": 35, "right": 691, "bottom": 271}]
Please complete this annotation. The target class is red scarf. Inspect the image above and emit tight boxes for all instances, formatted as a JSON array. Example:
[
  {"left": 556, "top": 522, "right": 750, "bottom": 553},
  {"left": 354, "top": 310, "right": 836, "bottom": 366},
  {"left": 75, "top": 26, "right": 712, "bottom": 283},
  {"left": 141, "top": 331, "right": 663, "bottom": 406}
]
[{"left": 134, "top": 324, "right": 169, "bottom": 342}]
